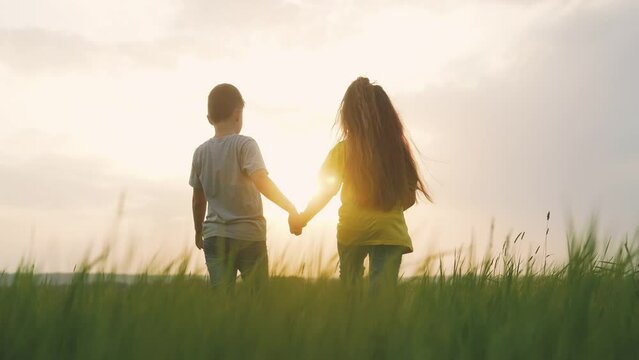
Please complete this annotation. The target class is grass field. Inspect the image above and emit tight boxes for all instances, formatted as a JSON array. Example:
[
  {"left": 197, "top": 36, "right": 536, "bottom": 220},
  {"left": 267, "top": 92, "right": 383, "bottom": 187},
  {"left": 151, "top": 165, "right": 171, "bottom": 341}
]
[{"left": 1, "top": 225, "right": 638, "bottom": 359}]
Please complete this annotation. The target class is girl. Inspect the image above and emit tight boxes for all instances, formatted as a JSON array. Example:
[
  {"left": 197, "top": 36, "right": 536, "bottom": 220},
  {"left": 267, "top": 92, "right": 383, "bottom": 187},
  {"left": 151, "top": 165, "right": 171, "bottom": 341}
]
[{"left": 292, "top": 77, "right": 431, "bottom": 288}]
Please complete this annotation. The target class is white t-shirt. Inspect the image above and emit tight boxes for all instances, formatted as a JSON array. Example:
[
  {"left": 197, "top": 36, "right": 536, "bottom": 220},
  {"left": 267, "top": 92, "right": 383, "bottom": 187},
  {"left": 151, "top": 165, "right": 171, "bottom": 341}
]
[{"left": 189, "top": 134, "right": 267, "bottom": 241}]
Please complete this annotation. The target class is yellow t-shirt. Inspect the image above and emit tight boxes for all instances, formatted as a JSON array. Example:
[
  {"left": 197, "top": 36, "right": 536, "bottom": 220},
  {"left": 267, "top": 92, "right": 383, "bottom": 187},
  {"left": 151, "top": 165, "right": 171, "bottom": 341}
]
[{"left": 320, "top": 142, "right": 413, "bottom": 253}]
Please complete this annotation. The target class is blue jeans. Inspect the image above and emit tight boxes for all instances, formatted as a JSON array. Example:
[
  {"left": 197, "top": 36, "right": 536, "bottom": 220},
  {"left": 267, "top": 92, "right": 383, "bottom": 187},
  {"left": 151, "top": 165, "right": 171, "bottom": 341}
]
[
  {"left": 203, "top": 237, "right": 268, "bottom": 289},
  {"left": 337, "top": 244, "right": 404, "bottom": 290}
]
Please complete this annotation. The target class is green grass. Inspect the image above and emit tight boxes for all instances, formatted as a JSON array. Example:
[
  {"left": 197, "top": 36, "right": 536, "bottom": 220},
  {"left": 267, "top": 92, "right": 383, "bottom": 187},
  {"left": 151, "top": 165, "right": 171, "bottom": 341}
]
[{"left": 1, "top": 225, "right": 638, "bottom": 359}]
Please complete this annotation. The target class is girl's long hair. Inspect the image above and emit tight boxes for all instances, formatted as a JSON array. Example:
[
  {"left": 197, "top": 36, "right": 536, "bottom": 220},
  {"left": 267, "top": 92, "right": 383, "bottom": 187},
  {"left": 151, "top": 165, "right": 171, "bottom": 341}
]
[{"left": 337, "top": 77, "right": 431, "bottom": 210}]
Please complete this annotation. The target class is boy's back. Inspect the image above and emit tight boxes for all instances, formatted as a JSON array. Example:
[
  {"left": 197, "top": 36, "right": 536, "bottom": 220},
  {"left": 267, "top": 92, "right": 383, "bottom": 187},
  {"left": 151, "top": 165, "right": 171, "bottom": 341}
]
[
  {"left": 190, "top": 134, "right": 267, "bottom": 242},
  {"left": 192, "top": 83, "right": 298, "bottom": 288}
]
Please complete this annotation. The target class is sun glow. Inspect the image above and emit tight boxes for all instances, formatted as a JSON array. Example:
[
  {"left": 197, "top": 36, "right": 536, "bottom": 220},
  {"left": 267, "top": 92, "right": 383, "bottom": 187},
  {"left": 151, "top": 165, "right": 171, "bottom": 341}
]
[{"left": 4, "top": 0, "right": 628, "bottom": 275}]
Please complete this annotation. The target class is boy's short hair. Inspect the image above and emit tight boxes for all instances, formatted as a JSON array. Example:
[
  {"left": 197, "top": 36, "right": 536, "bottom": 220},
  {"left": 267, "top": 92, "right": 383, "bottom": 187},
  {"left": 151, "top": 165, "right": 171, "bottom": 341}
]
[{"left": 208, "top": 83, "right": 245, "bottom": 123}]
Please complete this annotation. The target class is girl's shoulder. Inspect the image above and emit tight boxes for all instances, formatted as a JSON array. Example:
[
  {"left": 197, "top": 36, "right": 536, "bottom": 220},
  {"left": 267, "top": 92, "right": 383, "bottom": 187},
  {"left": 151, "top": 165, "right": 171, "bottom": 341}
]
[
  {"left": 332, "top": 140, "right": 346, "bottom": 152},
  {"left": 327, "top": 141, "right": 346, "bottom": 160}
]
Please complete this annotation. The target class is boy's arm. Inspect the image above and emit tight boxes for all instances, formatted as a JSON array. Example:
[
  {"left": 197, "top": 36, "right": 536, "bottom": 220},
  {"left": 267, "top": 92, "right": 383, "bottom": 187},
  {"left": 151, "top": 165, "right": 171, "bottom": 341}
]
[
  {"left": 192, "top": 187, "right": 206, "bottom": 249},
  {"left": 249, "top": 170, "right": 297, "bottom": 215}
]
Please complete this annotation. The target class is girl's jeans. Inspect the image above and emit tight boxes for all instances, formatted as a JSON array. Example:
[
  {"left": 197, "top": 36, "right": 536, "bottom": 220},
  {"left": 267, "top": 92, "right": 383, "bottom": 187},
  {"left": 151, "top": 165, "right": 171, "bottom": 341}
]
[{"left": 337, "top": 244, "right": 404, "bottom": 291}]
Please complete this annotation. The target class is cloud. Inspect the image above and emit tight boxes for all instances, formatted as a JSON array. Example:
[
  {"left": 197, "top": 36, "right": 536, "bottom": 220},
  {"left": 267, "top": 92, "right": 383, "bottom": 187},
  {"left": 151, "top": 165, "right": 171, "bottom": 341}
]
[
  {"left": 0, "top": 1, "right": 343, "bottom": 74},
  {"left": 0, "top": 0, "right": 540, "bottom": 82},
  {"left": 0, "top": 0, "right": 178, "bottom": 42},
  {"left": 0, "top": 129, "right": 193, "bottom": 271},
  {"left": 394, "top": 0, "right": 639, "bottom": 248},
  {"left": 0, "top": 154, "right": 113, "bottom": 210},
  {"left": 0, "top": 0, "right": 637, "bottom": 271},
  {"left": 0, "top": 129, "right": 188, "bottom": 218},
  {"left": 0, "top": 28, "right": 194, "bottom": 73}
]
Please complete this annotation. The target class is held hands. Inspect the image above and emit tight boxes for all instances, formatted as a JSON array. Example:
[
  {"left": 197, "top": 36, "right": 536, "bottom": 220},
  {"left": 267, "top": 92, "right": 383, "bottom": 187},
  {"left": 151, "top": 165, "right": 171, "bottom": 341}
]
[{"left": 288, "top": 211, "right": 306, "bottom": 236}]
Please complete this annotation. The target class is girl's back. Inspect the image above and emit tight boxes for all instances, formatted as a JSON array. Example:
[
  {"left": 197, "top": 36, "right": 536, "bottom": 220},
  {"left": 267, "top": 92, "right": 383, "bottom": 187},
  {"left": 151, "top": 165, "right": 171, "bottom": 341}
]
[
  {"left": 321, "top": 77, "right": 431, "bottom": 253},
  {"left": 295, "top": 77, "right": 431, "bottom": 285},
  {"left": 320, "top": 141, "right": 412, "bottom": 251}
]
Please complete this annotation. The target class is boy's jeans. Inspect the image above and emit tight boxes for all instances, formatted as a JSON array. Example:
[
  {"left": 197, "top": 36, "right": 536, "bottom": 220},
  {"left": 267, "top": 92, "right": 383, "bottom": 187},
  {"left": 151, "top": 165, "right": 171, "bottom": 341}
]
[
  {"left": 337, "top": 244, "right": 403, "bottom": 291},
  {"left": 203, "top": 237, "right": 268, "bottom": 288}
]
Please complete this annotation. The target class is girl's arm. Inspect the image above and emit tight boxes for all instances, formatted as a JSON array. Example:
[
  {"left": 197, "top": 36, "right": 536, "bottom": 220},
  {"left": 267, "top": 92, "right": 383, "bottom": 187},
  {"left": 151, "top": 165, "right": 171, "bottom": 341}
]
[
  {"left": 297, "top": 180, "right": 341, "bottom": 227},
  {"left": 403, "top": 187, "right": 417, "bottom": 210}
]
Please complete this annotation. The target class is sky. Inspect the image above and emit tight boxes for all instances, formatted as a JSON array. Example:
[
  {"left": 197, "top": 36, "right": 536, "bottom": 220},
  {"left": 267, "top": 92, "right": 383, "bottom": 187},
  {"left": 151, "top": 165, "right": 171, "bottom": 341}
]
[{"left": 0, "top": 0, "right": 638, "bottom": 275}]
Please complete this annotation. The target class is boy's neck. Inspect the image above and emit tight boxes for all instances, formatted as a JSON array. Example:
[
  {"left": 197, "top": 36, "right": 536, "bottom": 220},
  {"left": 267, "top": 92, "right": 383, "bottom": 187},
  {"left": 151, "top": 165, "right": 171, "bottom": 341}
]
[{"left": 213, "top": 122, "right": 239, "bottom": 138}]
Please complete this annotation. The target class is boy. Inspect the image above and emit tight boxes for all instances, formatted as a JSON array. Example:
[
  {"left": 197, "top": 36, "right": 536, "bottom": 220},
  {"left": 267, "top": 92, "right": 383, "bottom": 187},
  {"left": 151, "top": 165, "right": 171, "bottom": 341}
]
[{"left": 190, "top": 83, "right": 300, "bottom": 288}]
